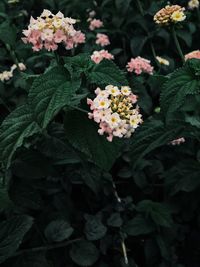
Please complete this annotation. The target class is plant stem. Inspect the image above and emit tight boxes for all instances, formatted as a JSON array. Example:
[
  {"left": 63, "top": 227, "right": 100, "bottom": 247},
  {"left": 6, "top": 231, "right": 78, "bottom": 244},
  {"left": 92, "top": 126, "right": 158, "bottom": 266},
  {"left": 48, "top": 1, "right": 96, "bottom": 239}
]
[
  {"left": 54, "top": 51, "right": 60, "bottom": 65},
  {"left": 5, "top": 44, "right": 20, "bottom": 70},
  {"left": 172, "top": 27, "right": 184, "bottom": 64},
  {"left": 136, "top": 0, "right": 144, "bottom": 16},
  {"left": 12, "top": 238, "right": 82, "bottom": 258},
  {"left": 68, "top": 105, "right": 88, "bottom": 114},
  {"left": 112, "top": 182, "right": 129, "bottom": 265},
  {"left": 0, "top": 97, "right": 11, "bottom": 112}
]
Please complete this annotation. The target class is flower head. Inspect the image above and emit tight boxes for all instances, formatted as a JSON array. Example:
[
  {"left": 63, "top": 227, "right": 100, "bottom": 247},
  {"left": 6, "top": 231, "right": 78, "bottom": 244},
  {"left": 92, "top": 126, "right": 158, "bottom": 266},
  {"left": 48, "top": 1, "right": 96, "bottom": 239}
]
[
  {"left": 185, "top": 50, "right": 200, "bottom": 60},
  {"left": 96, "top": 33, "right": 110, "bottom": 47},
  {"left": 91, "top": 50, "right": 114, "bottom": 64},
  {"left": 22, "top": 9, "right": 84, "bottom": 51},
  {"left": 154, "top": 5, "right": 186, "bottom": 26},
  {"left": 87, "top": 85, "right": 142, "bottom": 141},
  {"left": 188, "top": 0, "right": 199, "bottom": 9},
  {"left": 126, "top": 56, "right": 154, "bottom": 75},
  {"left": 89, "top": 19, "right": 103, "bottom": 30},
  {"left": 170, "top": 137, "right": 185, "bottom": 145},
  {"left": 0, "top": 62, "right": 26, "bottom": 83},
  {"left": 156, "top": 56, "right": 170, "bottom": 66}
]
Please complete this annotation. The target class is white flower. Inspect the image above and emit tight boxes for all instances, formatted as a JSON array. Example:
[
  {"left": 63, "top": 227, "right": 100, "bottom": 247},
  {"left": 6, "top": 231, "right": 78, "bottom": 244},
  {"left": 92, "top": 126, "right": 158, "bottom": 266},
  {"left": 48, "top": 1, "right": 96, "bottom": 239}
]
[
  {"left": 95, "top": 87, "right": 109, "bottom": 98},
  {"left": 105, "top": 85, "right": 120, "bottom": 96},
  {"left": 188, "top": 0, "right": 199, "bottom": 9},
  {"left": 130, "top": 114, "right": 142, "bottom": 129},
  {"left": 40, "top": 9, "right": 53, "bottom": 18},
  {"left": 171, "top": 11, "right": 186, "bottom": 22},
  {"left": 121, "top": 86, "right": 131, "bottom": 96},
  {"left": 41, "top": 29, "right": 54, "bottom": 41},
  {"left": 93, "top": 96, "right": 110, "bottom": 109},
  {"left": 106, "top": 113, "right": 121, "bottom": 129},
  {"left": 156, "top": 56, "right": 170, "bottom": 66}
]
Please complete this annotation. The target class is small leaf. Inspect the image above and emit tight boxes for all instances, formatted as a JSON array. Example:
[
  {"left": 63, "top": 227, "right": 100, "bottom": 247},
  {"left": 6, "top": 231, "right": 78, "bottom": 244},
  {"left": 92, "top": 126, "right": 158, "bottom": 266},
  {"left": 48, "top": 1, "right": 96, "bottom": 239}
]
[
  {"left": 44, "top": 219, "right": 74, "bottom": 242},
  {"left": 85, "top": 215, "right": 107, "bottom": 240},
  {"left": 70, "top": 240, "right": 99, "bottom": 266},
  {"left": 123, "top": 215, "right": 155, "bottom": 236},
  {"left": 107, "top": 212, "right": 123, "bottom": 227}
]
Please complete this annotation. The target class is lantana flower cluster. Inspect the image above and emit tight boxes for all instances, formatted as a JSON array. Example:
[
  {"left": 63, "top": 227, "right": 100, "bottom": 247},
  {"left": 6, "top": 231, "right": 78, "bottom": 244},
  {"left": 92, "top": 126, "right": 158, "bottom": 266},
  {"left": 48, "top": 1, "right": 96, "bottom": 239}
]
[
  {"left": 91, "top": 50, "right": 114, "bottom": 64},
  {"left": 22, "top": 9, "right": 85, "bottom": 52},
  {"left": 0, "top": 63, "right": 26, "bottom": 82},
  {"left": 87, "top": 85, "right": 143, "bottom": 142},
  {"left": 89, "top": 19, "right": 103, "bottom": 31},
  {"left": 96, "top": 33, "right": 110, "bottom": 47},
  {"left": 126, "top": 57, "right": 154, "bottom": 75},
  {"left": 154, "top": 5, "right": 186, "bottom": 26},
  {"left": 185, "top": 50, "right": 200, "bottom": 60}
]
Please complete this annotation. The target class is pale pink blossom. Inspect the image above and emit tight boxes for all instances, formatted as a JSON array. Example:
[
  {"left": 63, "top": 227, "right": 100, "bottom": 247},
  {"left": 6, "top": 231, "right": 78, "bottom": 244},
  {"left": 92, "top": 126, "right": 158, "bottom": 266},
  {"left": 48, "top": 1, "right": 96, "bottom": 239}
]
[
  {"left": 89, "top": 19, "right": 103, "bottom": 30},
  {"left": 22, "top": 9, "right": 85, "bottom": 52},
  {"left": 170, "top": 137, "right": 185, "bottom": 145},
  {"left": 126, "top": 56, "right": 154, "bottom": 75},
  {"left": 185, "top": 50, "right": 200, "bottom": 60},
  {"left": 91, "top": 50, "right": 114, "bottom": 64},
  {"left": 96, "top": 33, "right": 110, "bottom": 47}
]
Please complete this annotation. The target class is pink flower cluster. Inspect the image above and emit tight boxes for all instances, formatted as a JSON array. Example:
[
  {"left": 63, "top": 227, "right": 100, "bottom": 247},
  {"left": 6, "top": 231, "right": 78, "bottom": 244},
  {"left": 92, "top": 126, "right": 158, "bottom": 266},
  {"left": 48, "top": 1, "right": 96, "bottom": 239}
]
[
  {"left": 126, "top": 56, "right": 154, "bottom": 75},
  {"left": 96, "top": 33, "right": 110, "bottom": 47},
  {"left": 22, "top": 9, "right": 85, "bottom": 52},
  {"left": 0, "top": 63, "right": 26, "bottom": 82},
  {"left": 89, "top": 19, "right": 103, "bottom": 31},
  {"left": 87, "top": 85, "right": 142, "bottom": 142},
  {"left": 91, "top": 50, "right": 114, "bottom": 64},
  {"left": 185, "top": 50, "right": 200, "bottom": 61},
  {"left": 170, "top": 137, "right": 185, "bottom": 146}
]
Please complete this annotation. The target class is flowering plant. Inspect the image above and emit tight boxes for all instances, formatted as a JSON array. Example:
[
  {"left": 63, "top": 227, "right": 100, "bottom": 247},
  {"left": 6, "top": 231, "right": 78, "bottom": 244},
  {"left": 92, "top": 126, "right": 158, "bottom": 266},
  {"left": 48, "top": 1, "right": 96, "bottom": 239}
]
[{"left": 0, "top": 1, "right": 200, "bottom": 267}]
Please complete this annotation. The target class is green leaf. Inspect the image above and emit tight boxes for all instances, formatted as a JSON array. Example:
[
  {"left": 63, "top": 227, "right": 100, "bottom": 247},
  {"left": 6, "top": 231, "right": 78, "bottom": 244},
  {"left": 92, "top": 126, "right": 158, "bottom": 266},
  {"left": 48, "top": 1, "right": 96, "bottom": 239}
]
[
  {"left": 0, "top": 21, "right": 16, "bottom": 47},
  {"left": 0, "top": 184, "right": 12, "bottom": 211},
  {"left": 84, "top": 215, "right": 107, "bottom": 241},
  {"left": 107, "top": 212, "right": 123, "bottom": 227},
  {"left": 88, "top": 60, "right": 128, "bottom": 86},
  {"left": 64, "top": 111, "right": 122, "bottom": 171},
  {"left": 0, "top": 215, "right": 33, "bottom": 264},
  {"left": 137, "top": 200, "right": 173, "bottom": 228},
  {"left": 0, "top": 104, "right": 40, "bottom": 169},
  {"left": 44, "top": 220, "right": 74, "bottom": 242},
  {"left": 160, "top": 60, "right": 200, "bottom": 121},
  {"left": 123, "top": 215, "right": 155, "bottom": 236},
  {"left": 70, "top": 240, "right": 99, "bottom": 266},
  {"left": 29, "top": 66, "right": 80, "bottom": 128}
]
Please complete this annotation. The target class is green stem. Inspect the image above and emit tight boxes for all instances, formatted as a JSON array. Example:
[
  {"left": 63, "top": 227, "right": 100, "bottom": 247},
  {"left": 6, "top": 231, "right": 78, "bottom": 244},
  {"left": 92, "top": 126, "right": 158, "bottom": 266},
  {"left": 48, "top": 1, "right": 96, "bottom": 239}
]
[
  {"left": 54, "top": 51, "right": 60, "bottom": 65},
  {"left": 68, "top": 105, "right": 88, "bottom": 114},
  {"left": 5, "top": 44, "right": 20, "bottom": 70},
  {"left": 12, "top": 238, "right": 81, "bottom": 258},
  {"left": 136, "top": 0, "right": 144, "bottom": 16},
  {"left": 172, "top": 27, "right": 184, "bottom": 63}
]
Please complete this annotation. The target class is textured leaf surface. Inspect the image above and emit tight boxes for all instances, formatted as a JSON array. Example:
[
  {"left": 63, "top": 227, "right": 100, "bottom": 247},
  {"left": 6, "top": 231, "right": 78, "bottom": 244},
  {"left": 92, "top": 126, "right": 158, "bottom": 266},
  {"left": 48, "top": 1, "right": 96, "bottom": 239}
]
[
  {"left": 29, "top": 66, "right": 80, "bottom": 128},
  {"left": 0, "top": 215, "right": 33, "bottom": 264},
  {"left": 65, "top": 111, "right": 122, "bottom": 170},
  {"left": 44, "top": 220, "right": 73, "bottom": 242},
  {"left": 88, "top": 60, "right": 128, "bottom": 86},
  {"left": 0, "top": 104, "right": 40, "bottom": 169}
]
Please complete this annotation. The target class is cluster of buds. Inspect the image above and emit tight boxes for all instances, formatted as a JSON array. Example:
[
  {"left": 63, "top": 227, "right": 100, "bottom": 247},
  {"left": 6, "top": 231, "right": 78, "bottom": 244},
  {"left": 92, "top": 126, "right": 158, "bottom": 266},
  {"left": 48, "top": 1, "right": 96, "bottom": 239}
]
[
  {"left": 22, "top": 9, "right": 85, "bottom": 52},
  {"left": 0, "top": 63, "right": 26, "bottom": 82},
  {"left": 185, "top": 50, "right": 200, "bottom": 60},
  {"left": 126, "top": 57, "right": 154, "bottom": 75},
  {"left": 87, "top": 85, "right": 143, "bottom": 142},
  {"left": 188, "top": 0, "right": 199, "bottom": 9},
  {"left": 91, "top": 50, "right": 114, "bottom": 64},
  {"left": 154, "top": 5, "right": 186, "bottom": 26},
  {"left": 170, "top": 137, "right": 185, "bottom": 146}
]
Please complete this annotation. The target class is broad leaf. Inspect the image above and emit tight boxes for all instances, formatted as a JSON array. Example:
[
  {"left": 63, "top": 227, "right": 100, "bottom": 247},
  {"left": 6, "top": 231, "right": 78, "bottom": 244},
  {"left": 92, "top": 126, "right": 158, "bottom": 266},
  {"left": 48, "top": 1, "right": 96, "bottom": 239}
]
[
  {"left": 64, "top": 111, "right": 122, "bottom": 171},
  {"left": 0, "top": 104, "right": 40, "bottom": 169},
  {"left": 88, "top": 60, "right": 128, "bottom": 86},
  {"left": 29, "top": 66, "right": 80, "bottom": 128}
]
